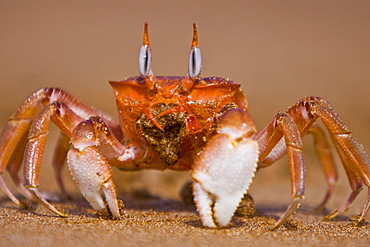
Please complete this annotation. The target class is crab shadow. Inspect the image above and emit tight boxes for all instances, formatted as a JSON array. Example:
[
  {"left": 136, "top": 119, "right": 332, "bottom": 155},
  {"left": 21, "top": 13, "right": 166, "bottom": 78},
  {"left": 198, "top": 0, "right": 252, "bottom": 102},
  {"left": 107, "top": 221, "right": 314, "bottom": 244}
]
[
  {"left": 117, "top": 190, "right": 197, "bottom": 213},
  {"left": 0, "top": 189, "right": 197, "bottom": 218}
]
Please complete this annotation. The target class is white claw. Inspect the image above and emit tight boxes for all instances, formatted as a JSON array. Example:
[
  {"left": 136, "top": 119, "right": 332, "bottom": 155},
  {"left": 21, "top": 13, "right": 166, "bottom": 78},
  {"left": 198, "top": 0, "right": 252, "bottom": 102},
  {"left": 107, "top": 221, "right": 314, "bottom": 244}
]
[
  {"left": 67, "top": 147, "right": 120, "bottom": 219},
  {"left": 191, "top": 134, "right": 258, "bottom": 227},
  {"left": 192, "top": 181, "right": 217, "bottom": 228}
]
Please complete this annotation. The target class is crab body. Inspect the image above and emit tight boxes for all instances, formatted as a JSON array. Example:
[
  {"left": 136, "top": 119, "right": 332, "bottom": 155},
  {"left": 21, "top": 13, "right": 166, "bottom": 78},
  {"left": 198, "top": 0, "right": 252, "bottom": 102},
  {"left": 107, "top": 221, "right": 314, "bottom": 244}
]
[
  {"left": 0, "top": 23, "right": 370, "bottom": 230},
  {"left": 110, "top": 76, "right": 247, "bottom": 170}
]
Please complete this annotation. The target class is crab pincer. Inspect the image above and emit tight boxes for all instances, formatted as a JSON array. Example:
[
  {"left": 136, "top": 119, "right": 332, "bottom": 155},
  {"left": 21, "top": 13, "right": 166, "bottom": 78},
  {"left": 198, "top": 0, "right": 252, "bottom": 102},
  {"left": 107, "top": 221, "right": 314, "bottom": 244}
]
[{"left": 192, "top": 109, "right": 258, "bottom": 227}]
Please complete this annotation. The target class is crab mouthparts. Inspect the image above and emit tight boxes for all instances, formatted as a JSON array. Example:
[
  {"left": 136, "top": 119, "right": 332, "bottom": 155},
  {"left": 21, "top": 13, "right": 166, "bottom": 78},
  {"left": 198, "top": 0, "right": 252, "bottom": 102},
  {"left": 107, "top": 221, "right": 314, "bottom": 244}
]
[{"left": 137, "top": 109, "right": 186, "bottom": 166}]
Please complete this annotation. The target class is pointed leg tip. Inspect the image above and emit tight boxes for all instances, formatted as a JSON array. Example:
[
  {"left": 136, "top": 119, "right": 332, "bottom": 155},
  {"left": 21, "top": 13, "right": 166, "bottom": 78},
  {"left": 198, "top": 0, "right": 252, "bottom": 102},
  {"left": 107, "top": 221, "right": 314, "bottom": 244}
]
[
  {"left": 27, "top": 187, "right": 67, "bottom": 217},
  {"left": 269, "top": 224, "right": 280, "bottom": 231},
  {"left": 59, "top": 212, "right": 68, "bottom": 218},
  {"left": 350, "top": 215, "right": 365, "bottom": 227},
  {"left": 270, "top": 197, "right": 302, "bottom": 230},
  {"left": 323, "top": 210, "right": 338, "bottom": 221},
  {"left": 323, "top": 216, "right": 332, "bottom": 221},
  {"left": 47, "top": 204, "right": 67, "bottom": 218},
  {"left": 269, "top": 218, "right": 289, "bottom": 231}
]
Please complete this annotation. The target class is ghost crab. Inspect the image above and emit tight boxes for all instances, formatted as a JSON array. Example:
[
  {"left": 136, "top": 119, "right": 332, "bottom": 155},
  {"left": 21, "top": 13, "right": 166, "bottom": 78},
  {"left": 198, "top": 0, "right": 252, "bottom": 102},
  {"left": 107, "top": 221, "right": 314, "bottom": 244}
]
[{"left": 1, "top": 23, "right": 370, "bottom": 230}]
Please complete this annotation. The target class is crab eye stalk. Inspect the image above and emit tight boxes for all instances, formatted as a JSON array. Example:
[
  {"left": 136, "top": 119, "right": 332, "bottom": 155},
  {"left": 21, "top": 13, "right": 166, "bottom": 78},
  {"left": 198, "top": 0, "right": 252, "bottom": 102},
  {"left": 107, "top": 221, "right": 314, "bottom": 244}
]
[
  {"left": 188, "top": 24, "right": 202, "bottom": 79},
  {"left": 138, "top": 44, "right": 151, "bottom": 77},
  {"left": 138, "top": 23, "right": 156, "bottom": 90},
  {"left": 138, "top": 23, "right": 152, "bottom": 77},
  {"left": 189, "top": 46, "right": 202, "bottom": 79}
]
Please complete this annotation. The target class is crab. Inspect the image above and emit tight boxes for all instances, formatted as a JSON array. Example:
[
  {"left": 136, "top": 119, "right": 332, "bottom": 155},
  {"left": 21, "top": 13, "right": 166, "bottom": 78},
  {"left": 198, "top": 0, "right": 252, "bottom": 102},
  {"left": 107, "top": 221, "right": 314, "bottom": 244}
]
[{"left": 0, "top": 23, "right": 370, "bottom": 230}]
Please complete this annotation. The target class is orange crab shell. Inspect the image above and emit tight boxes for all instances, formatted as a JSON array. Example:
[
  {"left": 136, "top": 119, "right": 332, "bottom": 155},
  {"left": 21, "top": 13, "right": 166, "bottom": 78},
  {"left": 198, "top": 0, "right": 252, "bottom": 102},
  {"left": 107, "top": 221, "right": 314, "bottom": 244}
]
[{"left": 109, "top": 76, "right": 250, "bottom": 170}]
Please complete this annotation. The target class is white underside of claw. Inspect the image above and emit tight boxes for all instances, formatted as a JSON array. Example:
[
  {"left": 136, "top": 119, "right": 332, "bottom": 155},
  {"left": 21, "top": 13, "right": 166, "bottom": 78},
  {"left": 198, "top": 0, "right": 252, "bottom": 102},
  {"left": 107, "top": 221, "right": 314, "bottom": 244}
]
[
  {"left": 67, "top": 147, "right": 120, "bottom": 219},
  {"left": 191, "top": 134, "right": 258, "bottom": 227},
  {"left": 68, "top": 148, "right": 106, "bottom": 210}
]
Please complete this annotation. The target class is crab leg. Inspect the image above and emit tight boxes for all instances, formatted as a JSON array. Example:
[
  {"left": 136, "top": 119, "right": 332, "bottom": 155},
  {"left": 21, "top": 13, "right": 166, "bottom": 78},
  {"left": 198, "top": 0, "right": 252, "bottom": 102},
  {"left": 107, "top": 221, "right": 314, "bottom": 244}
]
[
  {"left": 256, "top": 112, "right": 305, "bottom": 230},
  {"left": 191, "top": 109, "right": 259, "bottom": 227},
  {"left": 0, "top": 87, "right": 115, "bottom": 171},
  {"left": 256, "top": 96, "right": 370, "bottom": 228},
  {"left": 1, "top": 124, "right": 34, "bottom": 202},
  {"left": 23, "top": 102, "right": 85, "bottom": 216},
  {"left": 308, "top": 125, "right": 338, "bottom": 212},
  {"left": 0, "top": 114, "right": 34, "bottom": 205},
  {"left": 0, "top": 87, "right": 122, "bottom": 209},
  {"left": 0, "top": 177, "right": 25, "bottom": 207},
  {"left": 52, "top": 133, "right": 71, "bottom": 198},
  {"left": 311, "top": 98, "right": 370, "bottom": 224},
  {"left": 259, "top": 124, "right": 339, "bottom": 212}
]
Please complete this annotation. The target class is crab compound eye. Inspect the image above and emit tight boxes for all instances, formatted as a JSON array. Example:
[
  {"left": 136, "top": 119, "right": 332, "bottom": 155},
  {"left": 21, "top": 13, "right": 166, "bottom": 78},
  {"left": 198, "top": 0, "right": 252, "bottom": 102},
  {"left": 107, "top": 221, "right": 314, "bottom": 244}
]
[
  {"left": 138, "top": 44, "right": 151, "bottom": 77},
  {"left": 188, "top": 46, "right": 202, "bottom": 79}
]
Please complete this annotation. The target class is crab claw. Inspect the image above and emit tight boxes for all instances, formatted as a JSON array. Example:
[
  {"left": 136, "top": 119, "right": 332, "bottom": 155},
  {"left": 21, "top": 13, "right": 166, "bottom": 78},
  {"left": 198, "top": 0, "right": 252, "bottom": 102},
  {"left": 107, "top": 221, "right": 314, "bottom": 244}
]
[
  {"left": 191, "top": 109, "right": 259, "bottom": 227},
  {"left": 67, "top": 147, "right": 120, "bottom": 219},
  {"left": 65, "top": 118, "right": 122, "bottom": 219}
]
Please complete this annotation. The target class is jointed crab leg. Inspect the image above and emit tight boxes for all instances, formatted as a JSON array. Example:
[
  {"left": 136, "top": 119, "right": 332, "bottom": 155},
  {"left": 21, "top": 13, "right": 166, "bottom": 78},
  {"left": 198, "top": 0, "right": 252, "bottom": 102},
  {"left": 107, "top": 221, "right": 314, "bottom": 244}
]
[
  {"left": 306, "top": 98, "right": 370, "bottom": 223},
  {"left": 355, "top": 189, "right": 370, "bottom": 226},
  {"left": 308, "top": 125, "right": 338, "bottom": 212},
  {"left": 52, "top": 133, "right": 71, "bottom": 198},
  {"left": 0, "top": 121, "right": 33, "bottom": 204},
  {"left": 256, "top": 96, "right": 370, "bottom": 229},
  {"left": 258, "top": 123, "right": 339, "bottom": 213},
  {"left": 0, "top": 88, "right": 121, "bottom": 212},
  {"left": 0, "top": 111, "right": 34, "bottom": 205},
  {"left": 313, "top": 99, "right": 370, "bottom": 223},
  {"left": 255, "top": 112, "right": 305, "bottom": 230},
  {"left": 23, "top": 101, "right": 86, "bottom": 216},
  {"left": 0, "top": 176, "right": 27, "bottom": 207}
]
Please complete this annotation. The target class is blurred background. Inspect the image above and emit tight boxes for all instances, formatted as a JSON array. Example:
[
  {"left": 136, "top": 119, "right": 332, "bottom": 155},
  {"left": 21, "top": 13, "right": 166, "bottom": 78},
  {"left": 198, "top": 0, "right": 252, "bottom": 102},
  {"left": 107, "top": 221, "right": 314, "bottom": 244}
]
[{"left": 0, "top": 1, "right": 370, "bottom": 213}]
